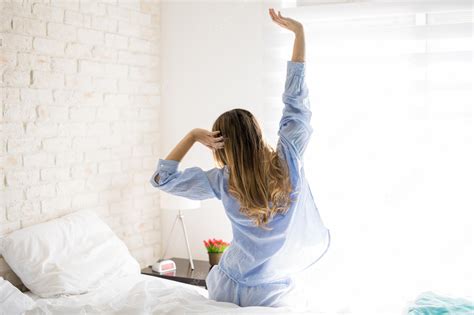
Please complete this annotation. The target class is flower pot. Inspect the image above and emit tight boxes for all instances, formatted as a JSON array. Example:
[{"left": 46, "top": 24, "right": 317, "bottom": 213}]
[{"left": 208, "top": 252, "right": 223, "bottom": 266}]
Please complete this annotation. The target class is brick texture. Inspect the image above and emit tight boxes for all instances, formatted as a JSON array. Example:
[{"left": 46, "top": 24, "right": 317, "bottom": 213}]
[{"left": 1, "top": 0, "right": 161, "bottom": 290}]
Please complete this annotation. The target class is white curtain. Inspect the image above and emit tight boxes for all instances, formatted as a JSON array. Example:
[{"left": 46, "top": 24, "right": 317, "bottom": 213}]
[{"left": 262, "top": 1, "right": 473, "bottom": 312}]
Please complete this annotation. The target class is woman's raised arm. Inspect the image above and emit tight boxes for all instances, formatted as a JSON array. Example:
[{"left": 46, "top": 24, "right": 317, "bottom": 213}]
[
  {"left": 269, "top": 8, "right": 312, "bottom": 158},
  {"left": 269, "top": 8, "right": 305, "bottom": 62}
]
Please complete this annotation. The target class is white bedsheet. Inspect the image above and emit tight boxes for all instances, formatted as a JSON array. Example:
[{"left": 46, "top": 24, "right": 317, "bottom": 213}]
[{"left": 23, "top": 274, "right": 305, "bottom": 314}]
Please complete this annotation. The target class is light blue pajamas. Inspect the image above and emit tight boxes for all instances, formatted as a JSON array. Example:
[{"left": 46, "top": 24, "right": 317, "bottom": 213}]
[{"left": 150, "top": 60, "right": 331, "bottom": 308}]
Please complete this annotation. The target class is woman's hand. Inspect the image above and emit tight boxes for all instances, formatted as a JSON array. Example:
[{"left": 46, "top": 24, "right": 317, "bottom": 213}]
[
  {"left": 269, "top": 8, "right": 305, "bottom": 62},
  {"left": 163, "top": 129, "right": 223, "bottom": 162},
  {"left": 268, "top": 8, "right": 303, "bottom": 34},
  {"left": 192, "top": 128, "right": 224, "bottom": 151}
]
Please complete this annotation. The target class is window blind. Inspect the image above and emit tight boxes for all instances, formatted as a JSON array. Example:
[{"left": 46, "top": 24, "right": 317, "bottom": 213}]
[{"left": 262, "top": 1, "right": 473, "bottom": 312}]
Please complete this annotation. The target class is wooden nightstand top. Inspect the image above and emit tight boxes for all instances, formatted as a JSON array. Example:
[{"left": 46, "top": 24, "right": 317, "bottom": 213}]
[{"left": 141, "top": 257, "right": 212, "bottom": 287}]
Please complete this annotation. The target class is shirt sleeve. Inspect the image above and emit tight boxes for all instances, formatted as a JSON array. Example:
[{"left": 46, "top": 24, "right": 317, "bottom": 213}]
[
  {"left": 278, "top": 60, "right": 313, "bottom": 158},
  {"left": 150, "top": 158, "right": 223, "bottom": 200}
]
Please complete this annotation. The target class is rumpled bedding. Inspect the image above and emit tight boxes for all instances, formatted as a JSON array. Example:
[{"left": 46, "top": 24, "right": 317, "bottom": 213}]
[
  {"left": 23, "top": 274, "right": 300, "bottom": 315},
  {"left": 405, "top": 291, "right": 474, "bottom": 315},
  {"left": 0, "top": 276, "right": 36, "bottom": 315},
  {"left": 6, "top": 272, "right": 473, "bottom": 314}
]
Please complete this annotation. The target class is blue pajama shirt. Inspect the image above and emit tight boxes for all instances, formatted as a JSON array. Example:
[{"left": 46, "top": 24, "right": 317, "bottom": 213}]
[{"left": 150, "top": 60, "right": 331, "bottom": 308}]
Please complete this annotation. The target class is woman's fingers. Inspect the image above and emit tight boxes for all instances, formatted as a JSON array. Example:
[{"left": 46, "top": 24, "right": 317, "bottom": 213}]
[
  {"left": 203, "top": 135, "right": 224, "bottom": 148},
  {"left": 269, "top": 8, "right": 290, "bottom": 29},
  {"left": 206, "top": 135, "right": 223, "bottom": 143},
  {"left": 270, "top": 8, "right": 302, "bottom": 33},
  {"left": 269, "top": 8, "right": 279, "bottom": 21},
  {"left": 210, "top": 140, "right": 224, "bottom": 148},
  {"left": 197, "top": 129, "right": 224, "bottom": 150},
  {"left": 206, "top": 143, "right": 224, "bottom": 151},
  {"left": 271, "top": 9, "right": 283, "bottom": 24},
  {"left": 211, "top": 137, "right": 224, "bottom": 147},
  {"left": 193, "top": 128, "right": 224, "bottom": 150},
  {"left": 269, "top": 8, "right": 284, "bottom": 22}
]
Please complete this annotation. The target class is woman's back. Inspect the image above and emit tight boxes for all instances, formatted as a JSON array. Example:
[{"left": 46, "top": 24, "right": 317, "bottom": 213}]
[
  {"left": 217, "top": 150, "right": 329, "bottom": 287},
  {"left": 150, "top": 60, "right": 330, "bottom": 287}
]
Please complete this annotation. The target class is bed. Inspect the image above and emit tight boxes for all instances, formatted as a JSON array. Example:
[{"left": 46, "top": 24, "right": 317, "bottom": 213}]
[
  {"left": 0, "top": 210, "right": 302, "bottom": 315},
  {"left": 2, "top": 210, "right": 471, "bottom": 314}
]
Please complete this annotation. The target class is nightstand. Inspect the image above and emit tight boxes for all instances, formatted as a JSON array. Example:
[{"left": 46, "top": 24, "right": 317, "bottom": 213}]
[{"left": 141, "top": 257, "right": 212, "bottom": 288}]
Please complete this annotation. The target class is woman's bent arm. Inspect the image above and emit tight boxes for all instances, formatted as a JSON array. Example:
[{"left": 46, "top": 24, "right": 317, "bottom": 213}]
[
  {"left": 150, "top": 129, "right": 224, "bottom": 200},
  {"left": 154, "top": 129, "right": 223, "bottom": 183},
  {"left": 164, "top": 131, "right": 195, "bottom": 162},
  {"left": 164, "top": 128, "right": 224, "bottom": 162},
  {"left": 153, "top": 131, "right": 194, "bottom": 183}
]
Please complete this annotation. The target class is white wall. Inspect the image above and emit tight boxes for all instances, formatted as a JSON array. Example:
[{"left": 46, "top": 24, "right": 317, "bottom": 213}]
[
  {"left": 1, "top": 0, "right": 161, "bottom": 289},
  {"left": 159, "top": 1, "right": 269, "bottom": 261}
]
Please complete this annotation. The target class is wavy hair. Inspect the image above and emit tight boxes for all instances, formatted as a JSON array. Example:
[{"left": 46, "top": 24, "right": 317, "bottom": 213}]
[{"left": 212, "top": 108, "right": 292, "bottom": 229}]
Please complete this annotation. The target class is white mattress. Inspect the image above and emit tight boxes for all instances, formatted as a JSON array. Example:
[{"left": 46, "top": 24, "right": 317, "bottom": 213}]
[{"left": 23, "top": 274, "right": 300, "bottom": 314}]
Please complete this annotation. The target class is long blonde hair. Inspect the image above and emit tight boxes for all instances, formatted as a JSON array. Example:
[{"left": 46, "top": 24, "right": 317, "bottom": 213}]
[{"left": 212, "top": 108, "right": 292, "bottom": 229}]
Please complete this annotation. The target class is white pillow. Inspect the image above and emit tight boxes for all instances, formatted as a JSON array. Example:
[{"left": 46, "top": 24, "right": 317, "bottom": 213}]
[
  {"left": 0, "top": 210, "right": 140, "bottom": 298},
  {"left": 0, "top": 277, "right": 35, "bottom": 314}
]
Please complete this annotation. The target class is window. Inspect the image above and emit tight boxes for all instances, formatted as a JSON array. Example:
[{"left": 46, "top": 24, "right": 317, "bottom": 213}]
[{"left": 263, "top": 1, "right": 473, "bottom": 312}]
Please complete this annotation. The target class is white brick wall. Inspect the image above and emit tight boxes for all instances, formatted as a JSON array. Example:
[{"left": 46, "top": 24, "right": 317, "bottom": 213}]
[{"left": 1, "top": 0, "right": 161, "bottom": 291}]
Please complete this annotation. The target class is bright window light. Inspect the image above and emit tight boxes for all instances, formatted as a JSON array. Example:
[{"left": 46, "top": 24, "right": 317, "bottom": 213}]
[{"left": 263, "top": 1, "right": 473, "bottom": 313}]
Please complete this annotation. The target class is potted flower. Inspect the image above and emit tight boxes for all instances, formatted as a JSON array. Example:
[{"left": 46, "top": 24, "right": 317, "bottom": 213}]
[{"left": 203, "top": 238, "right": 230, "bottom": 266}]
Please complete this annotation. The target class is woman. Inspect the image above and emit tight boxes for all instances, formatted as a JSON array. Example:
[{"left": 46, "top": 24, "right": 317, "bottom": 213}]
[{"left": 150, "top": 8, "right": 330, "bottom": 308}]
